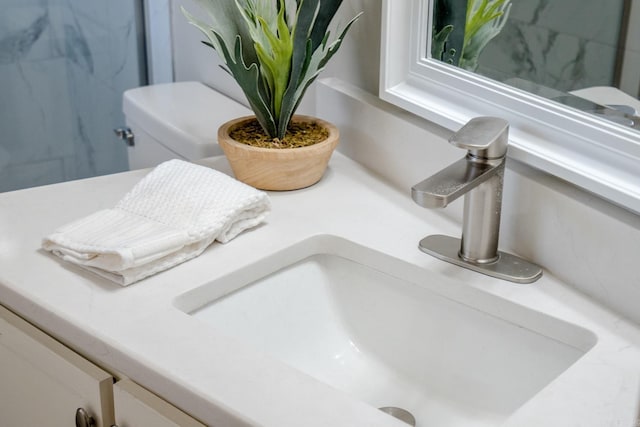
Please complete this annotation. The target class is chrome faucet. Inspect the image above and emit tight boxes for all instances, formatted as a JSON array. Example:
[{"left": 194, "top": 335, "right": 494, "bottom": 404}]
[{"left": 412, "top": 117, "right": 542, "bottom": 284}]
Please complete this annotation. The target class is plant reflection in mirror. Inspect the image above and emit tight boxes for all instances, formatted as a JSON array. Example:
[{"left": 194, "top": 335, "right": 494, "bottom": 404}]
[{"left": 432, "top": 0, "right": 511, "bottom": 71}]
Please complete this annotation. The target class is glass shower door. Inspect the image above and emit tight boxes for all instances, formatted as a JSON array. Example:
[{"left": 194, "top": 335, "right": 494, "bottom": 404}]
[{"left": 0, "top": 0, "right": 147, "bottom": 192}]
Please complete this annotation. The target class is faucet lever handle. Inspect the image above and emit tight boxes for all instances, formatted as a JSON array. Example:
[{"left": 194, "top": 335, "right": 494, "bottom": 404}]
[{"left": 449, "top": 117, "right": 509, "bottom": 160}]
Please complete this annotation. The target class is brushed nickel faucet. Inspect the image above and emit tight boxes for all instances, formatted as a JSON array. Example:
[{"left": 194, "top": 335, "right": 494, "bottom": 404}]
[{"left": 412, "top": 117, "right": 542, "bottom": 284}]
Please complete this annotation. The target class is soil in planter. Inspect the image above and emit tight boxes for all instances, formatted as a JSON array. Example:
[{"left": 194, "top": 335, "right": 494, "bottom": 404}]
[{"left": 229, "top": 118, "right": 329, "bottom": 149}]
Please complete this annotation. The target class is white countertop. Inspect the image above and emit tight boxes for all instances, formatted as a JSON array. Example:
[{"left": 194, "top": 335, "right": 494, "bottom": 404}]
[{"left": 0, "top": 153, "right": 639, "bottom": 427}]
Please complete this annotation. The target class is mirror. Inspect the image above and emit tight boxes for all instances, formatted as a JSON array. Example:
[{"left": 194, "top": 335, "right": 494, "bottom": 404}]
[
  {"left": 431, "top": 0, "right": 640, "bottom": 129},
  {"left": 380, "top": 0, "right": 640, "bottom": 214}
]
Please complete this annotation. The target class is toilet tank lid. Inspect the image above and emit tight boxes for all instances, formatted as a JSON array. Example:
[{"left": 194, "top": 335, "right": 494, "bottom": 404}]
[{"left": 123, "top": 82, "right": 252, "bottom": 160}]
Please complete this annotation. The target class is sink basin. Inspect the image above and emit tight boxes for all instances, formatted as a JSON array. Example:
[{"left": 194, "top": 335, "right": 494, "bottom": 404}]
[{"left": 175, "top": 236, "right": 596, "bottom": 427}]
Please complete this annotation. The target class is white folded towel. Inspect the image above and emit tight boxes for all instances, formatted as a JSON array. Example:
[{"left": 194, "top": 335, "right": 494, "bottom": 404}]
[{"left": 42, "top": 159, "right": 271, "bottom": 286}]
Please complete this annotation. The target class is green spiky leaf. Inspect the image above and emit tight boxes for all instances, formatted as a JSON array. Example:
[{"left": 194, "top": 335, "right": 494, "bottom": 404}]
[
  {"left": 182, "top": 0, "right": 361, "bottom": 140},
  {"left": 459, "top": 0, "right": 512, "bottom": 71},
  {"left": 432, "top": 0, "right": 511, "bottom": 71}
]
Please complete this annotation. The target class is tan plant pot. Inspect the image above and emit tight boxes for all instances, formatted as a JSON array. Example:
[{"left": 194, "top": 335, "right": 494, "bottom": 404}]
[{"left": 217, "top": 115, "right": 339, "bottom": 191}]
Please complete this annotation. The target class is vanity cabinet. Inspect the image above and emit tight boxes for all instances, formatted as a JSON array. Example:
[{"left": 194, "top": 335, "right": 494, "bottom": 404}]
[
  {"left": 0, "top": 305, "right": 205, "bottom": 427},
  {"left": 0, "top": 304, "right": 115, "bottom": 427}
]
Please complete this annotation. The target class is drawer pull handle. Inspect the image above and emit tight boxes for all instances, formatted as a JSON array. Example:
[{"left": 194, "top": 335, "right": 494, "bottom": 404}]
[{"left": 75, "top": 408, "right": 95, "bottom": 427}]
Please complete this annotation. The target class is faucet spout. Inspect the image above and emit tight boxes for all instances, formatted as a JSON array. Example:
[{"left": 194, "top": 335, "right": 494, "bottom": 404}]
[
  {"left": 411, "top": 155, "right": 504, "bottom": 209},
  {"left": 411, "top": 116, "right": 542, "bottom": 284}
]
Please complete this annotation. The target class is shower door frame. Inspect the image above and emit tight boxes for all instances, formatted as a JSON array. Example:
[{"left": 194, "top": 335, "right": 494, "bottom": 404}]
[{"left": 142, "top": 0, "right": 173, "bottom": 84}]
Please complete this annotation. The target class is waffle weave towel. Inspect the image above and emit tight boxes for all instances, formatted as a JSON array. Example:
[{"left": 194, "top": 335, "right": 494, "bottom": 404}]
[{"left": 42, "top": 160, "right": 271, "bottom": 286}]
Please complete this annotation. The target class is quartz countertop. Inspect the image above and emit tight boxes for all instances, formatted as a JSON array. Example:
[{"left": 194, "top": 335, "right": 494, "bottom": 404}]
[{"left": 0, "top": 153, "right": 639, "bottom": 427}]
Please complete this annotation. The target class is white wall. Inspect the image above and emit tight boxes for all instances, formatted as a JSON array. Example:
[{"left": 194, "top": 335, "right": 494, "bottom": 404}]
[{"left": 170, "top": 0, "right": 381, "bottom": 114}]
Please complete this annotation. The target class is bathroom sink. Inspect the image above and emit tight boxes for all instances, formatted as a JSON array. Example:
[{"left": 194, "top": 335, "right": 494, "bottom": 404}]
[{"left": 175, "top": 236, "right": 596, "bottom": 427}]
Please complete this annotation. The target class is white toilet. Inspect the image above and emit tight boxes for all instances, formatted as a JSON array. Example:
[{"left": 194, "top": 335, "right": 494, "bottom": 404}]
[{"left": 121, "top": 81, "right": 251, "bottom": 170}]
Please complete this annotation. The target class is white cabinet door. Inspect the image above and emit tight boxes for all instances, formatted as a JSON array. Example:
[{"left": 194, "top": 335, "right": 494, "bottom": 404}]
[
  {"left": 113, "top": 379, "right": 206, "bottom": 427},
  {"left": 0, "top": 304, "right": 115, "bottom": 427}
]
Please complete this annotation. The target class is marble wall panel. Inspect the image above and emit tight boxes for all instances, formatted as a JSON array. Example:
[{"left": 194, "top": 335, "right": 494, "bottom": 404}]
[
  {"left": 620, "top": 51, "right": 640, "bottom": 97},
  {"left": 479, "top": 21, "right": 618, "bottom": 92},
  {"left": 106, "top": 5, "right": 146, "bottom": 93},
  {"left": 0, "top": 158, "right": 65, "bottom": 191},
  {"left": 477, "top": 0, "right": 625, "bottom": 93},
  {"left": 620, "top": 2, "right": 640, "bottom": 97},
  {"left": 0, "top": 1, "right": 48, "bottom": 61},
  {"left": 0, "top": 0, "right": 144, "bottom": 192},
  {"left": 510, "top": 0, "right": 624, "bottom": 45},
  {"left": 0, "top": 59, "right": 75, "bottom": 164},
  {"left": 64, "top": 62, "right": 128, "bottom": 180}
]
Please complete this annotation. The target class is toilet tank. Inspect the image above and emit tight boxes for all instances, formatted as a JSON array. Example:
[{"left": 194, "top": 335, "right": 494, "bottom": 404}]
[{"left": 123, "top": 81, "right": 252, "bottom": 170}]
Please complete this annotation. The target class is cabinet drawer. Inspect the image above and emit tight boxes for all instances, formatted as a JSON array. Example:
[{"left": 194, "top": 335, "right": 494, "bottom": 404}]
[{"left": 0, "top": 304, "right": 115, "bottom": 427}]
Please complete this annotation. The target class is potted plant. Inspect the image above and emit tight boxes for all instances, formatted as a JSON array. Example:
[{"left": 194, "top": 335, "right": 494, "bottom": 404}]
[{"left": 182, "top": 0, "right": 361, "bottom": 190}]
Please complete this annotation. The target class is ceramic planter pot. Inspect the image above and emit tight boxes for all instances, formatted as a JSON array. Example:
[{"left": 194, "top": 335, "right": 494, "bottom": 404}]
[{"left": 217, "top": 115, "right": 339, "bottom": 191}]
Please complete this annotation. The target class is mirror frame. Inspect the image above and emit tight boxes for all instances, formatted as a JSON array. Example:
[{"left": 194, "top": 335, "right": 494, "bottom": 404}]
[{"left": 380, "top": 0, "right": 640, "bottom": 214}]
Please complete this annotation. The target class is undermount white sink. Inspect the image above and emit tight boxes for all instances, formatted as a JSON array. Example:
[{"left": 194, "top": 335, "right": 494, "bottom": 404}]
[{"left": 175, "top": 236, "right": 597, "bottom": 427}]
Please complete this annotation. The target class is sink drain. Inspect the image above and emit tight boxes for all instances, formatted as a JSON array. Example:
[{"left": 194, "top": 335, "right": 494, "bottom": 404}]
[{"left": 378, "top": 407, "right": 416, "bottom": 426}]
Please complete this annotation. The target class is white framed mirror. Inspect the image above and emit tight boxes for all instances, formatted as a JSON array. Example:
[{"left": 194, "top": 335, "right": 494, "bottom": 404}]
[{"left": 380, "top": 0, "right": 640, "bottom": 214}]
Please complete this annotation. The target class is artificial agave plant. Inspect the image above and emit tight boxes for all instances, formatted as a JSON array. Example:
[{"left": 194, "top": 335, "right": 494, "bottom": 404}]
[{"left": 183, "top": 0, "right": 361, "bottom": 141}]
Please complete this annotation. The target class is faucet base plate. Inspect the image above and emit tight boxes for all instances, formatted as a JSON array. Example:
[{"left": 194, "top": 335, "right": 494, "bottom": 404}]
[{"left": 419, "top": 235, "right": 543, "bottom": 284}]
